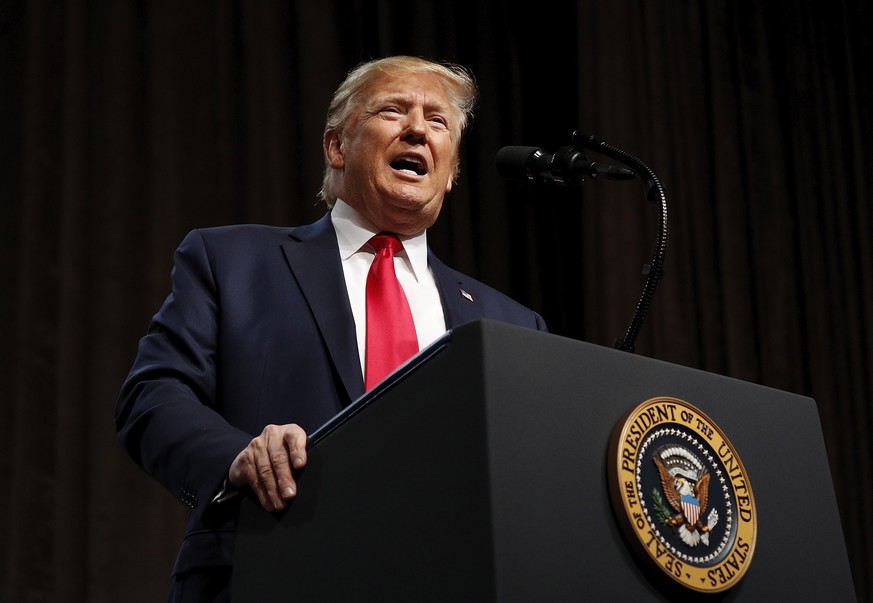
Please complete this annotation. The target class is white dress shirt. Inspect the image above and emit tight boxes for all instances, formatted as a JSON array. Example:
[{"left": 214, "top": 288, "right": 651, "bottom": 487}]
[{"left": 331, "top": 199, "right": 447, "bottom": 376}]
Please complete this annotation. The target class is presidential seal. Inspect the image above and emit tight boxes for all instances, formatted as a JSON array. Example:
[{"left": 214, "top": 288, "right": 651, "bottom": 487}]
[{"left": 607, "top": 397, "right": 757, "bottom": 593}]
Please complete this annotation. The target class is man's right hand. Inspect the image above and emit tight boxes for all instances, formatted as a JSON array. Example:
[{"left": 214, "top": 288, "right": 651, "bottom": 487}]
[{"left": 228, "top": 423, "right": 308, "bottom": 512}]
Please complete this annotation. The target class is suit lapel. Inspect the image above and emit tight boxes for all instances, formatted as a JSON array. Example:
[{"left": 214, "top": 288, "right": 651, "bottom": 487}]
[
  {"left": 281, "top": 213, "right": 365, "bottom": 403},
  {"left": 428, "top": 250, "right": 483, "bottom": 329},
  {"left": 279, "top": 223, "right": 483, "bottom": 402}
]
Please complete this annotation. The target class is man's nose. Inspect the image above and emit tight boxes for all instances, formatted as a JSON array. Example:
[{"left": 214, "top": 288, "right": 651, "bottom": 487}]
[{"left": 402, "top": 109, "right": 427, "bottom": 142}]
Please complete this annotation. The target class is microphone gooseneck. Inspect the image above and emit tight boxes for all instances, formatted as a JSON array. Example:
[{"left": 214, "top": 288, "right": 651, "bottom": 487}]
[
  {"left": 495, "top": 131, "right": 668, "bottom": 354},
  {"left": 575, "top": 131, "right": 668, "bottom": 353}
]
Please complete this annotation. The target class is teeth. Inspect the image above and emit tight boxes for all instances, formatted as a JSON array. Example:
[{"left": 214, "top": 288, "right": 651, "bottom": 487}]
[{"left": 392, "top": 156, "right": 426, "bottom": 175}]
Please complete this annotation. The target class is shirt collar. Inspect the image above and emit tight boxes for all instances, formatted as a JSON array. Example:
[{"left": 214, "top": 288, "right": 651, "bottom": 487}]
[{"left": 331, "top": 198, "right": 429, "bottom": 281}]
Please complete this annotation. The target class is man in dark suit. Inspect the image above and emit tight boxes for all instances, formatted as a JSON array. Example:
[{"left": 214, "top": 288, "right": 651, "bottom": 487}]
[{"left": 115, "top": 55, "right": 547, "bottom": 602}]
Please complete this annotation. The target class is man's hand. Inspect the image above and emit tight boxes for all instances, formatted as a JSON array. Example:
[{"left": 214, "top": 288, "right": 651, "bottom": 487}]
[{"left": 228, "top": 423, "right": 308, "bottom": 512}]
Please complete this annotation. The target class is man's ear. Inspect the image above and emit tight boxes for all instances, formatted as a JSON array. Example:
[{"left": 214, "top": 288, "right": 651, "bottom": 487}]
[
  {"left": 324, "top": 131, "right": 344, "bottom": 169},
  {"left": 446, "top": 157, "right": 461, "bottom": 193}
]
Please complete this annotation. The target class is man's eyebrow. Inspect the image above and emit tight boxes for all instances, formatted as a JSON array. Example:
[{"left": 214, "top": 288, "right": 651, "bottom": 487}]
[{"left": 371, "top": 91, "right": 450, "bottom": 110}]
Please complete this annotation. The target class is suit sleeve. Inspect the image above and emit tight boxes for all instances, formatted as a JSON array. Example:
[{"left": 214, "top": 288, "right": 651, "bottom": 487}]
[{"left": 114, "top": 229, "right": 252, "bottom": 511}]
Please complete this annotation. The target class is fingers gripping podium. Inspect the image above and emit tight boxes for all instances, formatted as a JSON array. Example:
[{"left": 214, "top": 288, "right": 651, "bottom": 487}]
[{"left": 232, "top": 320, "right": 855, "bottom": 602}]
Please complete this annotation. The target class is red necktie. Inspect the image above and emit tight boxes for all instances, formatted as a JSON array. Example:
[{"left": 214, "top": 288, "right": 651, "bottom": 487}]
[{"left": 365, "top": 233, "right": 419, "bottom": 391}]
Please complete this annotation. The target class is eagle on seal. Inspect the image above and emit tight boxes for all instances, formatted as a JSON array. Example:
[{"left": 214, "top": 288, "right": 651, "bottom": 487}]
[{"left": 652, "top": 446, "right": 718, "bottom": 546}]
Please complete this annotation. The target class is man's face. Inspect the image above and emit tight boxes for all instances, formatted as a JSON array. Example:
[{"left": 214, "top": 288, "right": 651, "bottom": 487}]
[{"left": 324, "top": 71, "right": 459, "bottom": 236}]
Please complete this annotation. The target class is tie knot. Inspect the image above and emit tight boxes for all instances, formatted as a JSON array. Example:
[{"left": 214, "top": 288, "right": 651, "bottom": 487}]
[{"left": 369, "top": 233, "right": 403, "bottom": 255}]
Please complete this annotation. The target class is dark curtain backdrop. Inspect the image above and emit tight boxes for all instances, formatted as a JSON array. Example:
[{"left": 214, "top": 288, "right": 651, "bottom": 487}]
[{"left": 2, "top": 1, "right": 871, "bottom": 601}]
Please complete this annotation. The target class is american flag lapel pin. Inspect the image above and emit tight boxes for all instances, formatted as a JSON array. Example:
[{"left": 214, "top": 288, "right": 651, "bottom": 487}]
[{"left": 460, "top": 288, "right": 474, "bottom": 302}]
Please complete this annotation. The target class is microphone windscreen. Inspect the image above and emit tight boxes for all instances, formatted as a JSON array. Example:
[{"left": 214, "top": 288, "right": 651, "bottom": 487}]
[{"left": 495, "top": 146, "right": 539, "bottom": 180}]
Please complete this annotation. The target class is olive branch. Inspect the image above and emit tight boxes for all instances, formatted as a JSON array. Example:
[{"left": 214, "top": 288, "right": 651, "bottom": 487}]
[{"left": 652, "top": 489, "right": 673, "bottom": 524}]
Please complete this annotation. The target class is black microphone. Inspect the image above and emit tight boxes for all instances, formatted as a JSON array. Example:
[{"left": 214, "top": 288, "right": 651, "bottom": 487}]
[{"left": 496, "top": 145, "right": 635, "bottom": 185}]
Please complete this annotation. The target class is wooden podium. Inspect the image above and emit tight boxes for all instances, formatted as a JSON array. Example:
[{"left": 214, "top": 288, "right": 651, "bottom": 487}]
[{"left": 232, "top": 320, "right": 856, "bottom": 601}]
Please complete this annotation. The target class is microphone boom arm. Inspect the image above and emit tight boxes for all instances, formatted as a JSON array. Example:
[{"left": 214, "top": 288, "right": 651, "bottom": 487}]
[{"left": 571, "top": 130, "right": 669, "bottom": 353}]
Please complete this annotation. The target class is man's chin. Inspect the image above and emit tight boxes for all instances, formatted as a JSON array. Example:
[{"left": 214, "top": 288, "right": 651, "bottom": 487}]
[{"left": 379, "top": 196, "right": 443, "bottom": 234}]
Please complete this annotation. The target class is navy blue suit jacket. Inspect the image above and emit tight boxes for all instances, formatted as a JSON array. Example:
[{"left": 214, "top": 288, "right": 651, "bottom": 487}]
[{"left": 115, "top": 212, "right": 547, "bottom": 575}]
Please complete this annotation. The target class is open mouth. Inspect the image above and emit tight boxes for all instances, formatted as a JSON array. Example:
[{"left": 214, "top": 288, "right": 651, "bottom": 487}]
[{"left": 390, "top": 156, "right": 427, "bottom": 176}]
